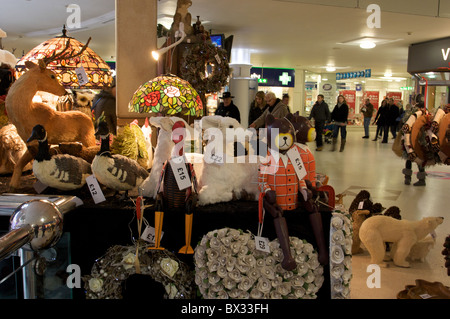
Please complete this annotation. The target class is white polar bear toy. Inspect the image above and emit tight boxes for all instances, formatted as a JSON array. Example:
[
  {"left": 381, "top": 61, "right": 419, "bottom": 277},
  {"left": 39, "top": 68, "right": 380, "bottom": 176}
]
[{"left": 359, "top": 215, "right": 444, "bottom": 267}]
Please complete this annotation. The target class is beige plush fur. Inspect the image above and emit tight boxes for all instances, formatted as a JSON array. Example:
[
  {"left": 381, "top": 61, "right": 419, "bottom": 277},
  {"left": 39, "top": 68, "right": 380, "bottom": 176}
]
[
  {"left": 352, "top": 210, "right": 370, "bottom": 254},
  {"left": 359, "top": 216, "right": 443, "bottom": 267},
  {"left": 390, "top": 235, "right": 436, "bottom": 263}
]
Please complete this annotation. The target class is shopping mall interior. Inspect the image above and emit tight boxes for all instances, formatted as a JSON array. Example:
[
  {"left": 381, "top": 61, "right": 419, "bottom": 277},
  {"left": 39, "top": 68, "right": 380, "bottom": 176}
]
[{"left": 0, "top": 0, "right": 449, "bottom": 302}]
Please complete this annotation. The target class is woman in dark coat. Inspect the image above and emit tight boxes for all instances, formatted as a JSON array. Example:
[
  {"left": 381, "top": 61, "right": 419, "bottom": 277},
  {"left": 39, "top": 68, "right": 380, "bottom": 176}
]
[
  {"left": 248, "top": 91, "right": 267, "bottom": 126},
  {"left": 372, "top": 99, "right": 387, "bottom": 141},
  {"left": 331, "top": 94, "right": 349, "bottom": 152}
]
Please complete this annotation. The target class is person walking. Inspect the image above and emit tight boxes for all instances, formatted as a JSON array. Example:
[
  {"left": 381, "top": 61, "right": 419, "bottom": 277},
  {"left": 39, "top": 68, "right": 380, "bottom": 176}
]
[
  {"left": 331, "top": 94, "right": 349, "bottom": 152},
  {"left": 372, "top": 99, "right": 387, "bottom": 141},
  {"left": 248, "top": 91, "right": 267, "bottom": 125},
  {"left": 249, "top": 92, "right": 289, "bottom": 129},
  {"left": 381, "top": 97, "right": 399, "bottom": 143},
  {"left": 361, "top": 98, "right": 374, "bottom": 139},
  {"left": 308, "top": 94, "right": 331, "bottom": 151}
]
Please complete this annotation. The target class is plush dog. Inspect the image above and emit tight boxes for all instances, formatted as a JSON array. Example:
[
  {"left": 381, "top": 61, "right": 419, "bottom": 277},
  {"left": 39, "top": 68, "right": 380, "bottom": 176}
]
[
  {"left": 352, "top": 210, "right": 371, "bottom": 254},
  {"left": 359, "top": 215, "right": 444, "bottom": 267}
]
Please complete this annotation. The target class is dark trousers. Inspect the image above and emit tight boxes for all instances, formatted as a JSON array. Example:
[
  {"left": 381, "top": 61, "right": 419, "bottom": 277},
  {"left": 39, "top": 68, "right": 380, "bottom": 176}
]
[
  {"left": 315, "top": 120, "right": 325, "bottom": 147},
  {"left": 382, "top": 125, "right": 396, "bottom": 142}
]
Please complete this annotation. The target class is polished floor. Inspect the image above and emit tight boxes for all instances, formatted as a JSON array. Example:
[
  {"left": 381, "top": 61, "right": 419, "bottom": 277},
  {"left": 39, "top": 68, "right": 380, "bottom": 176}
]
[{"left": 311, "top": 126, "right": 450, "bottom": 299}]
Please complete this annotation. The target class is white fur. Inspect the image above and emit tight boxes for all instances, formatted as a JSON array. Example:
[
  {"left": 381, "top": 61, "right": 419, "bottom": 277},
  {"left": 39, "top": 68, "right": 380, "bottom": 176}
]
[
  {"left": 195, "top": 116, "right": 262, "bottom": 206},
  {"left": 359, "top": 216, "right": 444, "bottom": 267}
]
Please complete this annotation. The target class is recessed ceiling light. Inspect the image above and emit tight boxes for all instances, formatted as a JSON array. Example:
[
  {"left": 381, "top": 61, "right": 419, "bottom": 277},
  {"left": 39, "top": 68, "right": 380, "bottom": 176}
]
[
  {"left": 384, "top": 72, "right": 392, "bottom": 77},
  {"left": 360, "top": 41, "right": 376, "bottom": 49},
  {"left": 326, "top": 66, "right": 336, "bottom": 72}
]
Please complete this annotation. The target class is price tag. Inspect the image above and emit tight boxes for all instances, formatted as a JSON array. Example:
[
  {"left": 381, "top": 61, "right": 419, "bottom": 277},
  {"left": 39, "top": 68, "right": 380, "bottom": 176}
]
[
  {"left": 33, "top": 180, "right": 48, "bottom": 194},
  {"left": 75, "top": 66, "right": 89, "bottom": 85},
  {"left": 206, "top": 152, "right": 225, "bottom": 165},
  {"left": 86, "top": 175, "right": 106, "bottom": 204},
  {"left": 430, "top": 231, "right": 437, "bottom": 240},
  {"left": 169, "top": 156, "right": 191, "bottom": 190},
  {"left": 141, "top": 225, "right": 164, "bottom": 244},
  {"left": 358, "top": 201, "right": 365, "bottom": 210},
  {"left": 287, "top": 147, "right": 307, "bottom": 180},
  {"left": 255, "top": 236, "right": 270, "bottom": 253},
  {"left": 215, "top": 54, "right": 221, "bottom": 64},
  {"left": 420, "top": 293, "right": 432, "bottom": 299}
]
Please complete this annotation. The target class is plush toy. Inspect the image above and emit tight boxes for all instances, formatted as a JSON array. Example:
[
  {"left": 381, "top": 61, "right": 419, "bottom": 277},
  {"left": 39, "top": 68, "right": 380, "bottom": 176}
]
[
  {"left": 359, "top": 215, "right": 444, "bottom": 267},
  {"left": 352, "top": 210, "right": 370, "bottom": 254},
  {"left": 258, "top": 114, "right": 328, "bottom": 270},
  {"left": 152, "top": 121, "right": 198, "bottom": 254}
]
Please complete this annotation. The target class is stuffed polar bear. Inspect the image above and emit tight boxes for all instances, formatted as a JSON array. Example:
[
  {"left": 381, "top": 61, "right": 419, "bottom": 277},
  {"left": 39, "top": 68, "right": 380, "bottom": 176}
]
[{"left": 359, "top": 215, "right": 444, "bottom": 267}]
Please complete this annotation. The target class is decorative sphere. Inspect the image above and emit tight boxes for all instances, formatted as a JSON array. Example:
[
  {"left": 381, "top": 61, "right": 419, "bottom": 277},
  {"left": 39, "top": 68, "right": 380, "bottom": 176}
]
[{"left": 10, "top": 200, "right": 64, "bottom": 251}]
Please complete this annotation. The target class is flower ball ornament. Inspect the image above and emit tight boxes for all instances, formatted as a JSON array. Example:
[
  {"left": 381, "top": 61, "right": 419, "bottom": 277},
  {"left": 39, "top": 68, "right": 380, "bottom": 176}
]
[
  {"left": 329, "top": 210, "right": 353, "bottom": 299},
  {"left": 129, "top": 74, "right": 203, "bottom": 117},
  {"left": 194, "top": 228, "right": 324, "bottom": 299}
]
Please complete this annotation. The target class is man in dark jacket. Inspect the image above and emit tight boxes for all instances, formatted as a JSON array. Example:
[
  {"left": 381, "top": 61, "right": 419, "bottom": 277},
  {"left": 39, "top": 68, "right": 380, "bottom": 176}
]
[
  {"left": 361, "top": 98, "right": 374, "bottom": 138},
  {"left": 308, "top": 94, "right": 331, "bottom": 151},
  {"left": 215, "top": 92, "right": 241, "bottom": 123},
  {"left": 381, "top": 97, "right": 399, "bottom": 143}
]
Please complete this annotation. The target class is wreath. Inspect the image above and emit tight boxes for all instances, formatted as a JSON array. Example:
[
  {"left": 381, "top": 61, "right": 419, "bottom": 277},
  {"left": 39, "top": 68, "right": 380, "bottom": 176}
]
[
  {"left": 180, "top": 41, "right": 230, "bottom": 95},
  {"left": 82, "top": 244, "right": 195, "bottom": 299}
]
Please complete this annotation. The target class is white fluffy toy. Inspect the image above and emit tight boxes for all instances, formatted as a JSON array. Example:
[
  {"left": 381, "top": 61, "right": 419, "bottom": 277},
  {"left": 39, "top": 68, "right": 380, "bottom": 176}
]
[{"left": 195, "top": 116, "right": 262, "bottom": 206}]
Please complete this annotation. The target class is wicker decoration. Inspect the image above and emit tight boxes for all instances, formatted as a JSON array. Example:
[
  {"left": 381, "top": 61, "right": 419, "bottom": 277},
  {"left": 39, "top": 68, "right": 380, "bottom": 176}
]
[{"left": 180, "top": 41, "right": 230, "bottom": 95}]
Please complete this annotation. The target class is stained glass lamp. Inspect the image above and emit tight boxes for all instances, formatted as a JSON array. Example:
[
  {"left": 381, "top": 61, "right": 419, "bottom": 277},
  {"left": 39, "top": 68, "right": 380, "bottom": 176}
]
[
  {"left": 129, "top": 74, "right": 203, "bottom": 117},
  {"left": 15, "top": 26, "right": 112, "bottom": 89}
]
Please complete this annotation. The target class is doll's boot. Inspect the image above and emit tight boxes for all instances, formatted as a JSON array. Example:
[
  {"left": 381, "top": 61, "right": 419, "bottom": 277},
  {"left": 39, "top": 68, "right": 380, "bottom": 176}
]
[
  {"left": 413, "top": 171, "right": 426, "bottom": 186},
  {"left": 402, "top": 168, "right": 412, "bottom": 185},
  {"left": 273, "top": 217, "right": 296, "bottom": 271}
]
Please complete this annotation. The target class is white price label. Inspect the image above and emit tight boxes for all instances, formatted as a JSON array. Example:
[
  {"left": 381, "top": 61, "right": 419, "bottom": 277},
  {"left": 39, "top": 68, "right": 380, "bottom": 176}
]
[
  {"left": 358, "top": 201, "right": 365, "bottom": 210},
  {"left": 255, "top": 236, "right": 271, "bottom": 253},
  {"left": 86, "top": 175, "right": 106, "bottom": 204},
  {"left": 420, "top": 293, "right": 432, "bottom": 299},
  {"left": 287, "top": 147, "right": 307, "bottom": 180},
  {"left": 207, "top": 152, "right": 225, "bottom": 165},
  {"left": 215, "top": 54, "right": 221, "bottom": 64},
  {"left": 141, "top": 225, "right": 164, "bottom": 244},
  {"left": 169, "top": 156, "right": 191, "bottom": 190},
  {"left": 33, "top": 180, "right": 48, "bottom": 194},
  {"left": 75, "top": 66, "right": 89, "bottom": 85}
]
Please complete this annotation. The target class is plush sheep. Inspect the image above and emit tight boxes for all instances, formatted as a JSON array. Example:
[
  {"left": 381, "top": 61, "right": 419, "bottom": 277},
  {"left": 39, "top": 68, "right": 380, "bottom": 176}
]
[
  {"left": 196, "top": 115, "right": 261, "bottom": 206},
  {"left": 359, "top": 215, "right": 444, "bottom": 267}
]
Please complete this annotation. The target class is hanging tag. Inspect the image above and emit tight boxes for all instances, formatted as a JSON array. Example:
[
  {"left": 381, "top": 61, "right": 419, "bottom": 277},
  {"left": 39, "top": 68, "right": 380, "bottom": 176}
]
[
  {"left": 287, "top": 147, "right": 307, "bottom": 180},
  {"left": 141, "top": 225, "right": 164, "bottom": 244},
  {"left": 206, "top": 152, "right": 225, "bottom": 165},
  {"left": 86, "top": 175, "right": 106, "bottom": 204},
  {"left": 169, "top": 156, "right": 191, "bottom": 190},
  {"left": 75, "top": 66, "right": 89, "bottom": 85},
  {"left": 255, "top": 236, "right": 271, "bottom": 253},
  {"left": 215, "top": 54, "right": 221, "bottom": 64},
  {"left": 358, "top": 201, "right": 365, "bottom": 210},
  {"left": 33, "top": 180, "right": 48, "bottom": 194}
]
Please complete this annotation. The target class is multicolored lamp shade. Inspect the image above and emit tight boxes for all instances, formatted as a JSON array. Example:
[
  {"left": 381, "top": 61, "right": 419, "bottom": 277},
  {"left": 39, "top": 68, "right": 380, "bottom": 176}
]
[
  {"left": 129, "top": 74, "right": 203, "bottom": 116},
  {"left": 15, "top": 27, "right": 112, "bottom": 89}
]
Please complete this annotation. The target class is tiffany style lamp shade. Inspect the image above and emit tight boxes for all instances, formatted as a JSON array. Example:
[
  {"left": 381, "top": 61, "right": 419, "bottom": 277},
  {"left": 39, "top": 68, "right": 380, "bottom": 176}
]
[
  {"left": 129, "top": 74, "right": 203, "bottom": 117},
  {"left": 15, "top": 27, "right": 112, "bottom": 89}
]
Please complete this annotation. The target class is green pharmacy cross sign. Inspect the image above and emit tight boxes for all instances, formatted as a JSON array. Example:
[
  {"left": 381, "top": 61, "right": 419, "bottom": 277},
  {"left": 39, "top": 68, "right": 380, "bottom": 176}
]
[{"left": 279, "top": 72, "right": 292, "bottom": 85}]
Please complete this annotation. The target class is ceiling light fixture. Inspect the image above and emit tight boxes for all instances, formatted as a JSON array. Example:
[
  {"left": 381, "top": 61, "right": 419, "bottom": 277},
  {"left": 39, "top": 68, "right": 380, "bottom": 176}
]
[
  {"left": 326, "top": 66, "right": 336, "bottom": 72},
  {"left": 359, "top": 41, "right": 376, "bottom": 49}
]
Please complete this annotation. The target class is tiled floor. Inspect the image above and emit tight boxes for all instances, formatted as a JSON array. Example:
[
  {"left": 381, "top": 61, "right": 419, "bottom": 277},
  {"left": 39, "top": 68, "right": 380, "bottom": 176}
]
[{"left": 312, "top": 126, "right": 450, "bottom": 299}]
